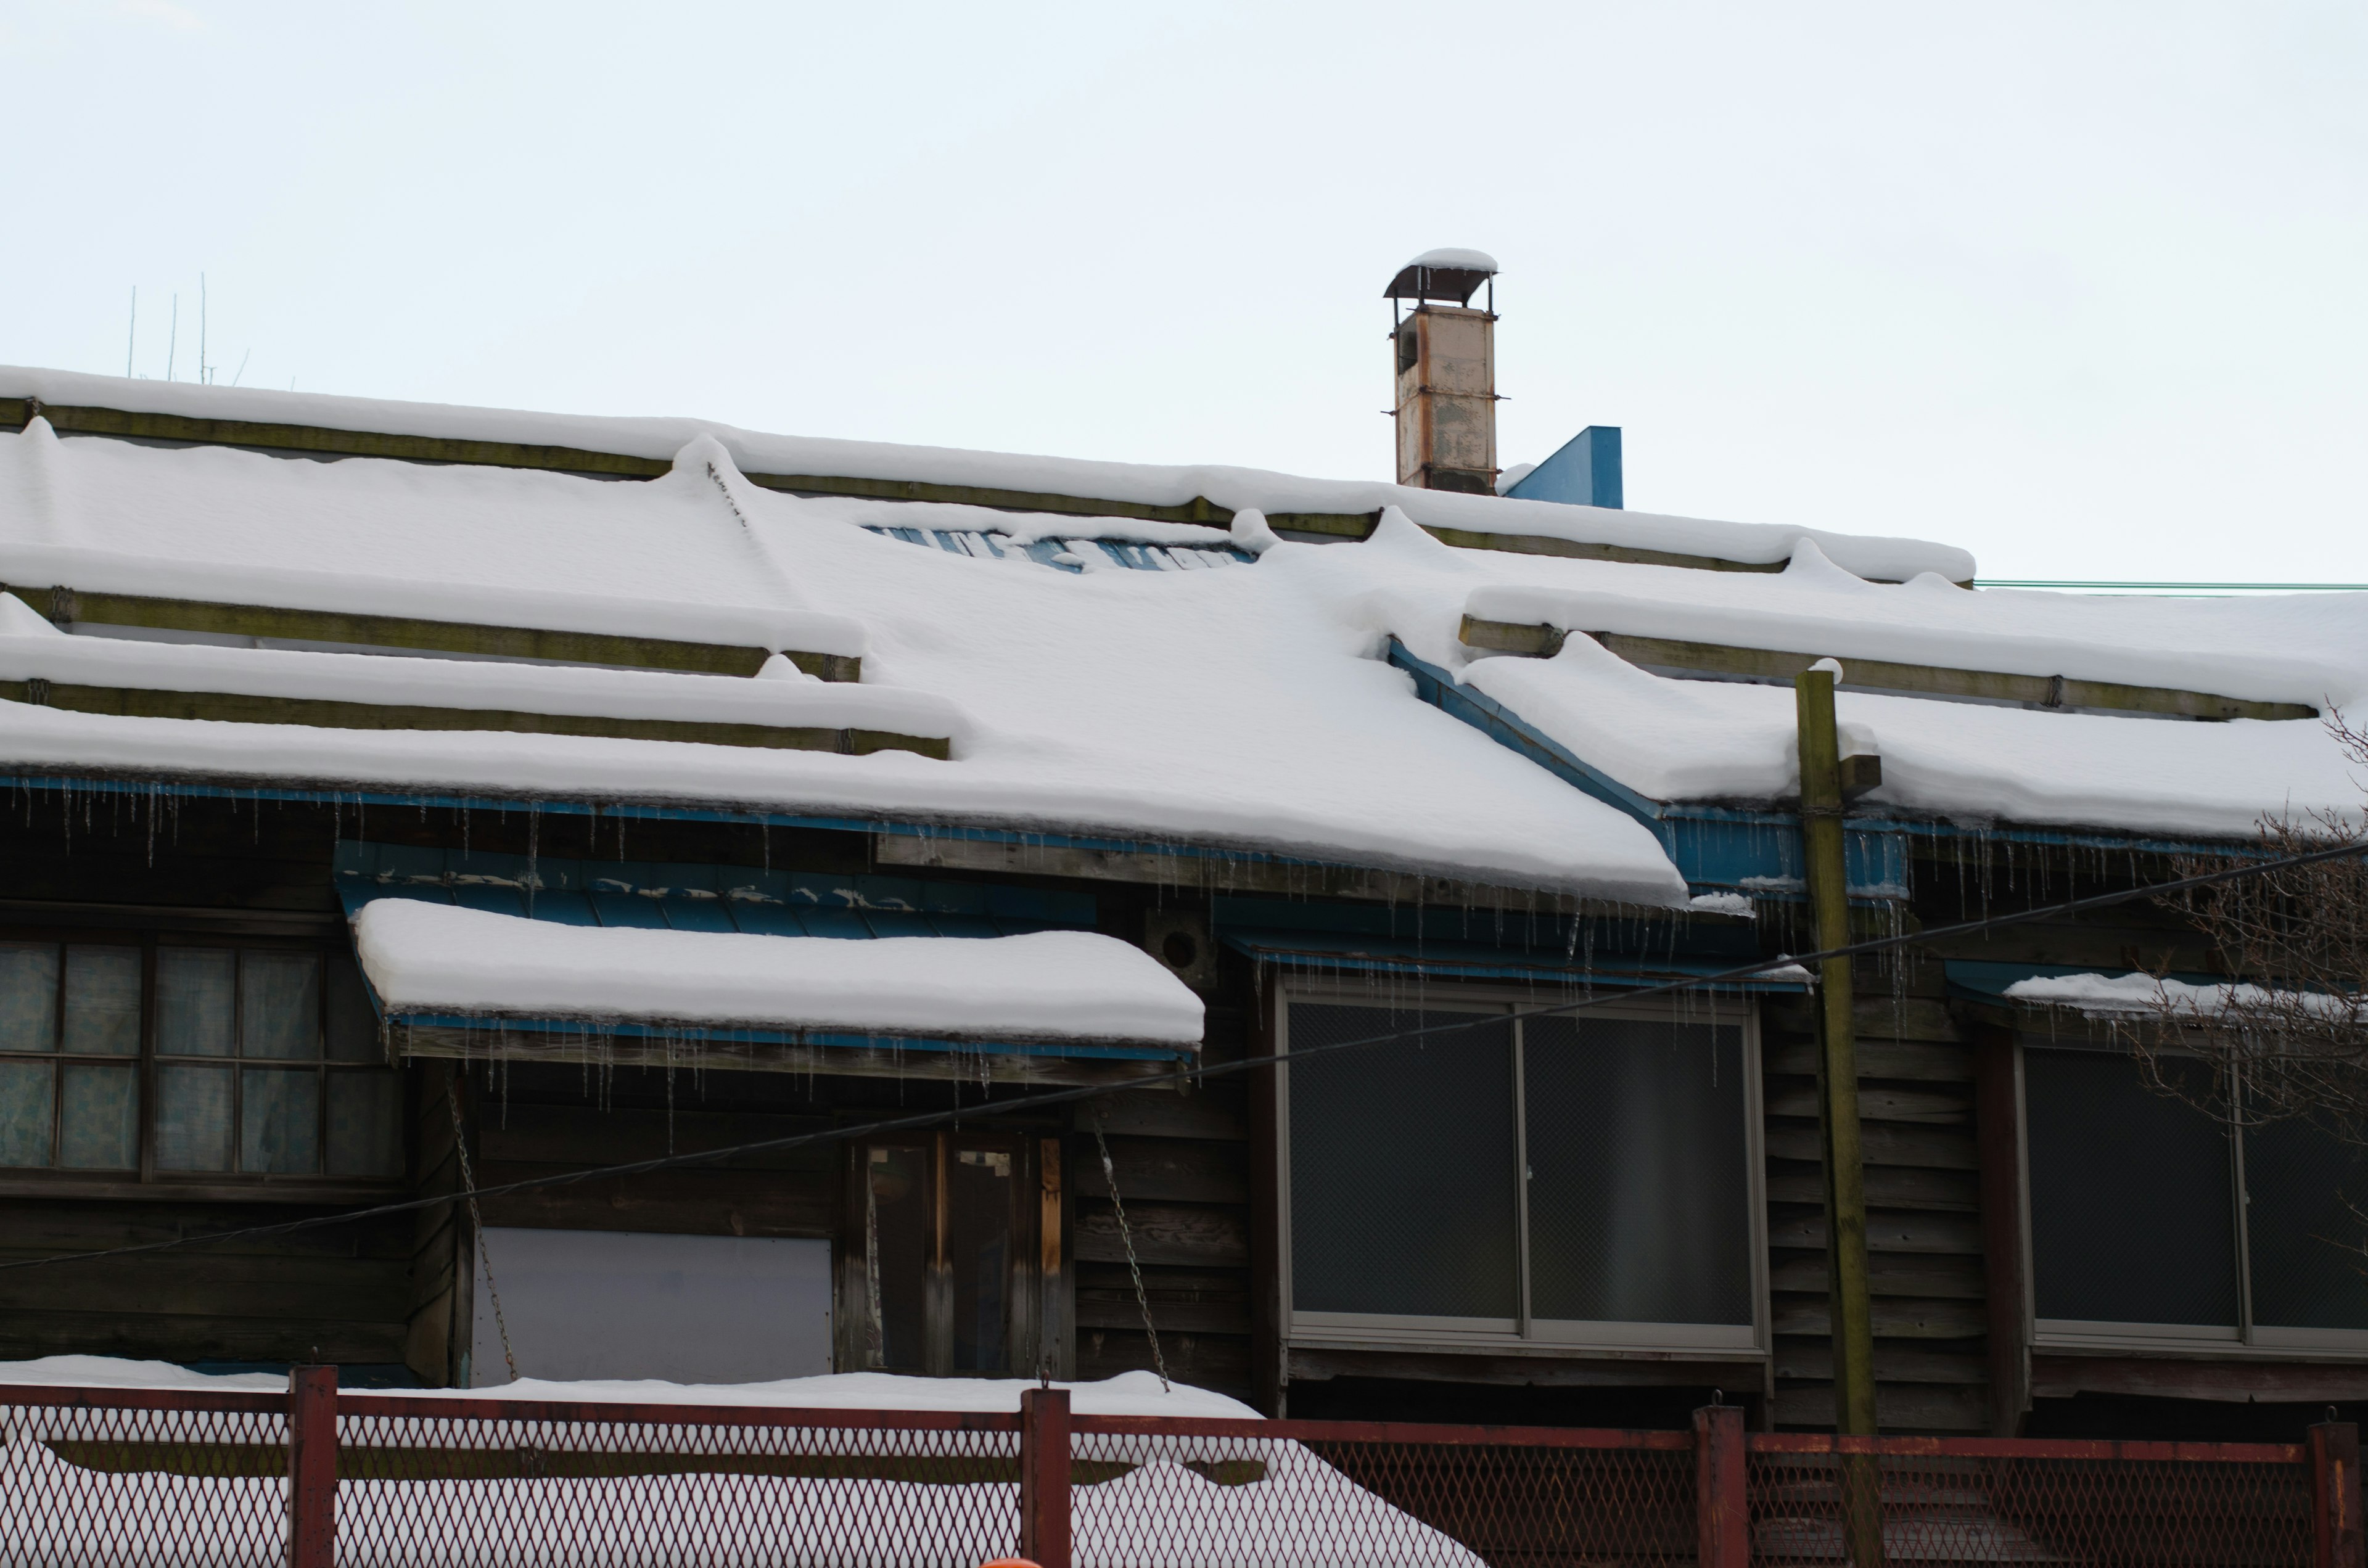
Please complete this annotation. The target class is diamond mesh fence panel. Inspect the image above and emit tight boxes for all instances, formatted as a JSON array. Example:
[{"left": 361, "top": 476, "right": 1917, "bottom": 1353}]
[
  {"left": 1748, "top": 1442, "right": 2313, "bottom": 1568},
  {"left": 0, "top": 1393, "right": 290, "bottom": 1568},
  {"left": 334, "top": 1400, "right": 1022, "bottom": 1568},
  {"left": 1072, "top": 1419, "right": 1698, "bottom": 1568}
]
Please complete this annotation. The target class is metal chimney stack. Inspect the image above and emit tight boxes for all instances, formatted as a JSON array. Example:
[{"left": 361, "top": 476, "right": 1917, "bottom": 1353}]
[{"left": 1386, "top": 249, "right": 1500, "bottom": 493}]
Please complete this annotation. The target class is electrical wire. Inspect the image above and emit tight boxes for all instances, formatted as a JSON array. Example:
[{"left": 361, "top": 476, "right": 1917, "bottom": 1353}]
[{"left": 3, "top": 832, "right": 2363, "bottom": 1278}]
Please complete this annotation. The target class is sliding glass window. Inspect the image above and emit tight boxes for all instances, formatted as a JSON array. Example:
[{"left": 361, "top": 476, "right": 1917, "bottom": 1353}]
[
  {"left": 2026, "top": 1038, "right": 2368, "bottom": 1350},
  {"left": 1281, "top": 989, "right": 1761, "bottom": 1352}
]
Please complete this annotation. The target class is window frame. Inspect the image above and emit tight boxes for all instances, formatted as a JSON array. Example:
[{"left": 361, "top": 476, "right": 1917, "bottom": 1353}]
[
  {"left": 1275, "top": 979, "right": 1769, "bottom": 1358},
  {"left": 2018, "top": 1033, "right": 2368, "bottom": 1358},
  {"left": 0, "top": 922, "right": 408, "bottom": 1197}
]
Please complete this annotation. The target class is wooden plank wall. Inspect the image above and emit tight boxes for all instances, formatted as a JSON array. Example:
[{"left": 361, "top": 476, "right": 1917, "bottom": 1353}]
[
  {"left": 1762, "top": 980, "right": 1988, "bottom": 1433},
  {"left": 1068, "top": 984, "right": 1254, "bottom": 1403}
]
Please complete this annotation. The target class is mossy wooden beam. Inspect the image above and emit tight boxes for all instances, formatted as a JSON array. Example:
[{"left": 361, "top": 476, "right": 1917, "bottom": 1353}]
[
  {"left": 0, "top": 679, "right": 948, "bottom": 758},
  {"left": 4, "top": 583, "right": 855, "bottom": 681},
  {"left": 1458, "top": 615, "right": 2316, "bottom": 722},
  {"left": 6, "top": 395, "right": 1902, "bottom": 578}
]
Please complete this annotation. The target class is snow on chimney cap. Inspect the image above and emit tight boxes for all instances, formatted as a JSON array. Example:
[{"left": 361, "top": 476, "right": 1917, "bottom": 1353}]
[{"left": 1384, "top": 248, "right": 1500, "bottom": 304}]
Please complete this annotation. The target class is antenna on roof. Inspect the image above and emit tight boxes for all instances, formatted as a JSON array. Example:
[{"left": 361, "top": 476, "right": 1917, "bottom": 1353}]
[{"left": 1384, "top": 249, "right": 1500, "bottom": 494}]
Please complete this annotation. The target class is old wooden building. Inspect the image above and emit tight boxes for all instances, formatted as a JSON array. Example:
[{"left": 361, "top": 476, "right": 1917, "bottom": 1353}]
[{"left": 0, "top": 368, "right": 2362, "bottom": 1440}]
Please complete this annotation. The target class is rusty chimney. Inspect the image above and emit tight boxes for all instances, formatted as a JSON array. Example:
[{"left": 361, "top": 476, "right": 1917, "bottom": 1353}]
[{"left": 1386, "top": 248, "right": 1499, "bottom": 493}]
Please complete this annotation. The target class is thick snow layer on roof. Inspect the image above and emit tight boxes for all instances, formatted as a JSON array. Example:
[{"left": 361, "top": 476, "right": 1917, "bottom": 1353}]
[
  {"left": 353, "top": 903, "right": 1204, "bottom": 1045},
  {"left": 0, "top": 595, "right": 961, "bottom": 737},
  {"left": 1, "top": 380, "right": 2348, "bottom": 861},
  {"left": 1441, "top": 544, "right": 2366, "bottom": 838},
  {"left": 2003, "top": 972, "right": 2362, "bottom": 1022},
  {"left": 1468, "top": 540, "right": 2365, "bottom": 710},
  {"left": 0, "top": 419, "right": 865, "bottom": 657},
  {"left": 0, "top": 426, "right": 1695, "bottom": 904},
  {"left": 2, "top": 367, "right": 1973, "bottom": 582}
]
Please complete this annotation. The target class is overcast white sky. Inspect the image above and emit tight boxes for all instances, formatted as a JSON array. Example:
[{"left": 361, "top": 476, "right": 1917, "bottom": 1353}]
[{"left": 2, "top": 1, "right": 2361, "bottom": 581}]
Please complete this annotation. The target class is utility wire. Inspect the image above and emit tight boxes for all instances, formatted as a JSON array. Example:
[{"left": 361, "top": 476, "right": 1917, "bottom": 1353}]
[{"left": 4, "top": 833, "right": 2365, "bottom": 1278}]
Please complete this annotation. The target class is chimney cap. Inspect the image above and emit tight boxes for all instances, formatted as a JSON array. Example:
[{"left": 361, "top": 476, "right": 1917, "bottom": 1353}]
[{"left": 1384, "top": 248, "right": 1499, "bottom": 304}]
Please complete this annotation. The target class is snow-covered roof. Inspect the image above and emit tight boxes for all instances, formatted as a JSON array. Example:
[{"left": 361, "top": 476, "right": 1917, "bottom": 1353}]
[
  {"left": 0, "top": 372, "right": 2353, "bottom": 897},
  {"left": 1422, "top": 535, "right": 2366, "bottom": 840},
  {"left": 354, "top": 903, "right": 1203, "bottom": 1046},
  {"left": 1404, "top": 247, "right": 1500, "bottom": 274}
]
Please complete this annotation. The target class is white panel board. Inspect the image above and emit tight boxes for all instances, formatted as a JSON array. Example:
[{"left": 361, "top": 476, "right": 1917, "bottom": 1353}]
[{"left": 469, "top": 1227, "right": 831, "bottom": 1385}]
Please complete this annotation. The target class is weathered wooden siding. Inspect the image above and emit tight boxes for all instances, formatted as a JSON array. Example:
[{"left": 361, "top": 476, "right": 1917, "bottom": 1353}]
[
  {"left": 1069, "top": 990, "right": 1255, "bottom": 1403},
  {"left": 1763, "top": 973, "right": 1990, "bottom": 1434}
]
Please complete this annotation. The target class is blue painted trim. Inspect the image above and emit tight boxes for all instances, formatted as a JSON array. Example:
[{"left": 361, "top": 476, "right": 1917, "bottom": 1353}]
[
  {"left": 1388, "top": 640, "right": 2256, "bottom": 898},
  {"left": 392, "top": 1009, "right": 1183, "bottom": 1062},
  {"left": 1221, "top": 929, "right": 1809, "bottom": 992},
  {"left": 0, "top": 774, "right": 1443, "bottom": 879}
]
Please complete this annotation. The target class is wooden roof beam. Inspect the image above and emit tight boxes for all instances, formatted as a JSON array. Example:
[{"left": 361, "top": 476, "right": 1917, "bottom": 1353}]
[
  {"left": 1458, "top": 616, "right": 2316, "bottom": 723},
  {"left": 1, "top": 678, "right": 948, "bottom": 758},
  {"left": 7, "top": 583, "right": 853, "bottom": 682}
]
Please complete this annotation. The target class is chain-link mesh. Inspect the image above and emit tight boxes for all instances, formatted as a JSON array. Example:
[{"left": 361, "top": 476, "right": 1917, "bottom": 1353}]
[
  {"left": 0, "top": 1391, "right": 290, "bottom": 1567},
  {"left": 1749, "top": 1440, "right": 2313, "bottom": 1568},
  {"left": 0, "top": 1384, "right": 2331, "bottom": 1568},
  {"left": 335, "top": 1398, "right": 1023, "bottom": 1567},
  {"left": 1072, "top": 1418, "right": 1698, "bottom": 1568}
]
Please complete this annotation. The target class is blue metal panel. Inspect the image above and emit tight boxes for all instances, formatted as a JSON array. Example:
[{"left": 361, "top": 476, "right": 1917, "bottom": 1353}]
[
  {"left": 859, "top": 911, "right": 937, "bottom": 938},
  {"left": 1508, "top": 426, "right": 1622, "bottom": 509},
  {"left": 450, "top": 885, "right": 529, "bottom": 917},
  {"left": 1219, "top": 929, "right": 1806, "bottom": 992},
  {"left": 1389, "top": 639, "right": 1909, "bottom": 899},
  {"left": 390, "top": 1009, "right": 1182, "bottom": 1062},
  {"left": 588, "top": 892, "right": 668, "bottom": 929},
  {"left": 657, "top": 898, "right": 737, "bottom": 934},
  {"left": 524, "top": 892, "right": 601, "bottom": 927}
]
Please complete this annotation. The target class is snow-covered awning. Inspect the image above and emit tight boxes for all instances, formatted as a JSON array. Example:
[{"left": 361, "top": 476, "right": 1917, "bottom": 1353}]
[{"left": 352, "top": 902, "right": 1205, "bottom": 1070}]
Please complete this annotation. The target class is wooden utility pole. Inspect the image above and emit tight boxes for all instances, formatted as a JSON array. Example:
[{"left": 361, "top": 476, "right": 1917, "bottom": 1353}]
[{"left": 1798, "top": 663, "right": 1885, "bottom": 1566}]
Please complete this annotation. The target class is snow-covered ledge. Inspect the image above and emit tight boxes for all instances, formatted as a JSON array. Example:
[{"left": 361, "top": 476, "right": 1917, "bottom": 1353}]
[{"left": 352, "top": 901, "right": 1204, "bottom": 1048}]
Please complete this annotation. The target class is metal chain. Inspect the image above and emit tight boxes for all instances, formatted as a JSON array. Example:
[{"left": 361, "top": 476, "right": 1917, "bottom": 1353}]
[
  {"left": 448, "top": 1078, "right": 519, "bottom": 1384},
  {"left": 1091, "top": 1113, "right": 1169, "bottom": 1392}
]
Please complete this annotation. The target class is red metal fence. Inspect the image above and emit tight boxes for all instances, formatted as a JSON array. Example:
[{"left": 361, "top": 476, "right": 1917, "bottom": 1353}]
[{"left": 0, "top": 1373, "right": 2354, "bottom": 1568}]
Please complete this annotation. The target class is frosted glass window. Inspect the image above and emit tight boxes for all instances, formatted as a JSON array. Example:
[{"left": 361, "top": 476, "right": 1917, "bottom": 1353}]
[
  {"left": 59, "top": 1064, "right": 138, "bottom": 1169},
  {"left": 241, "top": 1068, "right": 319, "bottom": 1174},
  {"left": 241, "top": 953, "right": 320, "bottom": 1060},
  {"left": 157, "top": 950, "right": 236, "bottom": 1056},
  {"left": 1289, "top": 1003, "right": 1521, "bottom": 1322},
  {"left": 2028, "top": 1047, "right": 2239, "bottom": 1328},
  {"left": 1524, "top": 1016, "right": 1754, "bottom": 1326},
  {"left": 156, "top": 1063, "right": 233, "bottom": 1171},
  {"left": 326, "top": 954, "right": 380, "bottom": 1063},
  {"left": 2244, "top": 1119, "right": 2368, "bottom": 1333},
  {"left": 0, "top": 1061, "right": 55, "bottom": 1166},
  {"left": 327, "top": 1072, "right": 403, "bottom": 1176},
  {"left": 62, "top": 947, "right": 141, "bottom": 1055},
  {"left": 0, "top": 945, "right": 59, "bottom": 1052}
]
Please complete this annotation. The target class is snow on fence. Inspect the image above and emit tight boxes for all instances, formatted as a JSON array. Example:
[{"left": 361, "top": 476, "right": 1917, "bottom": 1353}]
[{"left": 0, "top": 1375, "right": 2348, "bottom": 1568}]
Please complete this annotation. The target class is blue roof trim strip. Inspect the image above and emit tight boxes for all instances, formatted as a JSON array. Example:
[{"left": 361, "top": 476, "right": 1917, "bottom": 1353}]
[
  {"left": 1221, "top": 929, "right": 1809, "bottom": 992},
  {"left": 1386, "top": 640, "right": 2259, "bottom": 896},
  {"left": 0, "top": 774, "right": 1471, "bottom": 880},
  {"left": 390, "top": 1011, "right": 1180, "bottom": 1062},
  {"left": 331, "top": 841, "right": 1096, "bottom": 933}
]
